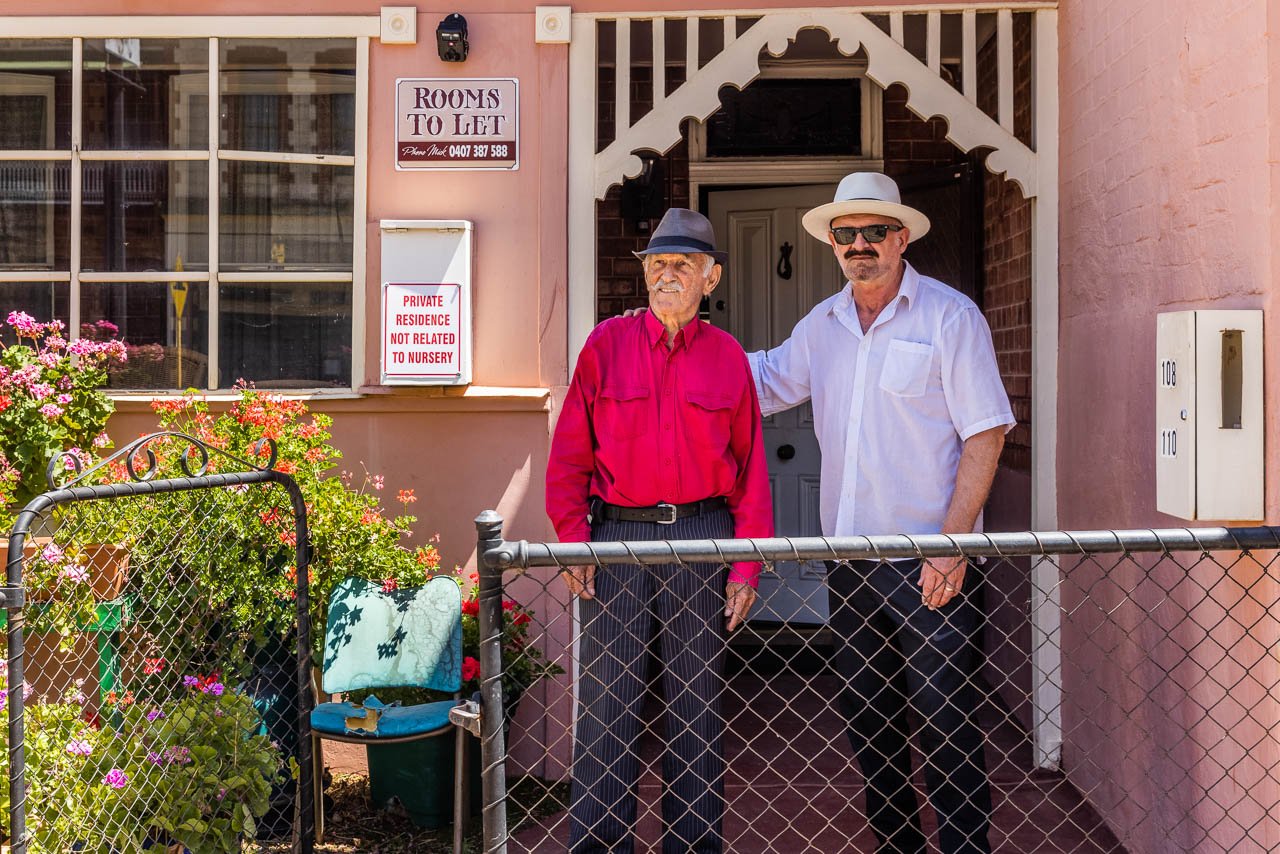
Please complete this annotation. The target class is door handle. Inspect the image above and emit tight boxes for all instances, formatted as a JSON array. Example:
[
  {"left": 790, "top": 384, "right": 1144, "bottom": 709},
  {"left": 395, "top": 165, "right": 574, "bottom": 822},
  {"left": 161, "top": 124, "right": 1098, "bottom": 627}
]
[{"left": 776, "top": 444, "right": 796, "bottom": 461}]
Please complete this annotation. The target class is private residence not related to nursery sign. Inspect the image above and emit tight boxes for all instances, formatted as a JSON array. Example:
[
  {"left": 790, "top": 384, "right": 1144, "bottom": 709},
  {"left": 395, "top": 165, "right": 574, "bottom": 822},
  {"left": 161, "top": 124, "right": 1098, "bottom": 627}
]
[
  {"left": 382, "top": 283, "right": 464, "bottom": 381},
  {"left": 395, "top": 78, "right": 519, "bottom": 170}
]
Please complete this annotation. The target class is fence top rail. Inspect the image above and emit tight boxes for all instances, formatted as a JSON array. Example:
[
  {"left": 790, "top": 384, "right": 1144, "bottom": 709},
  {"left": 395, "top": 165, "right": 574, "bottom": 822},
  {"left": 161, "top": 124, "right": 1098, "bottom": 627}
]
[{"left": 484, "top": 526, "right": 1280, "bottom": 569}]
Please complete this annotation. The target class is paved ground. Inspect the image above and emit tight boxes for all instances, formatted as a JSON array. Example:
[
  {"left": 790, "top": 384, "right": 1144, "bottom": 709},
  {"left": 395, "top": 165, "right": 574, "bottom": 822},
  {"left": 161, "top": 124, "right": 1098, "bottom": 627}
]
[{"left": 506, "top": 668, "right": 1124, "bottom": 853}]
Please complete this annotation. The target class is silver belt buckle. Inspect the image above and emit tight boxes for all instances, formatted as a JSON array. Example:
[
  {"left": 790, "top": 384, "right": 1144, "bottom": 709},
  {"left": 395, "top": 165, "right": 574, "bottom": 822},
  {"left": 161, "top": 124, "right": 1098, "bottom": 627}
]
[{"left": 655, "top": 502, "right": 678, "bottom": 525}]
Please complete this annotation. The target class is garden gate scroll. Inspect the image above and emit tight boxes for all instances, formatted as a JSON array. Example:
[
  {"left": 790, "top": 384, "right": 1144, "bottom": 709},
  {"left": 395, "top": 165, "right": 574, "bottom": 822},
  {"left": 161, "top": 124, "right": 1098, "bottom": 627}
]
[
  {"left": 475, "top": 514, "right": 1280, "bottom": 853},
  {"left": 4, "top": 432, "right": 317, "bottom": 854}
]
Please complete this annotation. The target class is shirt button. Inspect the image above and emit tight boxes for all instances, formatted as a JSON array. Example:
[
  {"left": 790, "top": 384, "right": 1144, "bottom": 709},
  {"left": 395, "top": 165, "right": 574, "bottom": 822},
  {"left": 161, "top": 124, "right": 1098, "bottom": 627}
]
[{"left": 664, "top": 459, "right": 672, "bottom": 465}]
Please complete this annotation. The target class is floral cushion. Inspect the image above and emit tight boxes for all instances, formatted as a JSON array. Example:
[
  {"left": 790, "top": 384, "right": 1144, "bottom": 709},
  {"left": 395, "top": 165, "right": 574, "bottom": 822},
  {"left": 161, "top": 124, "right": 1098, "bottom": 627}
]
[{"left": 320, "top": 576, "right": 462, "bottom": 695}]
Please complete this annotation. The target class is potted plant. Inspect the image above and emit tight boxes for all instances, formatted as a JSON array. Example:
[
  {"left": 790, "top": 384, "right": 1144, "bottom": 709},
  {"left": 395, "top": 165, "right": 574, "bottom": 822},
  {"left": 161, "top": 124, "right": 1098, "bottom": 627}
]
[
  {"left": 0, "top": 661, "right": 283, "bottom": 853},
  {"left": 0, "top": 313, "right": 131, "bottom": 663},
  {"left": 0, "top": 313, "right": 123, "bottom": 517},
  {"left": 354, "top": 562, "right": 563, "bottom": 829},
  {"left": 144, "top": 386, "right": 439, "bottom": 835}
]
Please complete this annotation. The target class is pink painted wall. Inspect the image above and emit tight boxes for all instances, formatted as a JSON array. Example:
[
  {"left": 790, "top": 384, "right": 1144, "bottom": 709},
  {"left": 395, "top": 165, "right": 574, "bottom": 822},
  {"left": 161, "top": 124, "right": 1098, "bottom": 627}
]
[{"left": 1059, "top": 1, "right": 1280, "bottom": 850}]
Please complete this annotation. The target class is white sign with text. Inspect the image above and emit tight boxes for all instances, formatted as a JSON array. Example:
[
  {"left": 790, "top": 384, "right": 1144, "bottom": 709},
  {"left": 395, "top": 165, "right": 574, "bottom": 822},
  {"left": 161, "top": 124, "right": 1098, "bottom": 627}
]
[
  {"left": 395, "top": 78, "right": 519, "bottom": 170},
  {"left": 380, "top": 220, "right": 473, "bottom": 386}
]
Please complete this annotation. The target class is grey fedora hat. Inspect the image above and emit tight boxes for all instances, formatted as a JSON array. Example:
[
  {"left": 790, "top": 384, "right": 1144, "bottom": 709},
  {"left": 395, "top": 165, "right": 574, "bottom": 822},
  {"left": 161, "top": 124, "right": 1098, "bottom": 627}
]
[{"left": 633, "top": 208, "right": 729, "bottom": 265}]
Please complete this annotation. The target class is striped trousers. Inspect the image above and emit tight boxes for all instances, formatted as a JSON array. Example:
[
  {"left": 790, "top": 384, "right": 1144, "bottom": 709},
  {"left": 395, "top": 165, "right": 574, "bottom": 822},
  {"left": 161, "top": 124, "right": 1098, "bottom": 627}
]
[{"left": 569, "top": 507, "right": 733, "bottom": 854}]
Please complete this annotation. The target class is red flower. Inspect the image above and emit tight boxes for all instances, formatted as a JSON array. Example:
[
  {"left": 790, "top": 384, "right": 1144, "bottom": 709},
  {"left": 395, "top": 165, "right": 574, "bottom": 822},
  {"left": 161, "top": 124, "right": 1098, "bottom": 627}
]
[
  {"left": 381, "top": 577, "right": 398, "bottom": 593},
  {"left": 279, "top": 530, "right": 298, "bottom": 547},
  {"left": 142, "top": 657, "right": 167, "bottom": 676},
  {"left": 513, "top": 612, "right": 531, "bottom": 626},
  {"left": 502, "top": 600, "right": 516, "bottom": 611},
  {"left": 461, "top": 598, "right": 479, "bottom": 617},
  {"left": 461, "top": 657, "right": 480, "bottom": 682},
  {"left": 397, "top": 489, "right": 417, "bottom": 505},
  {"left": 0, "top": 395, "right": 10, "bottom": 414},
  {"left": 259, "top": 508, "right": 281, "bottom": 526},
  {"left": 360, "top": 509, "right": 382, "bottom": 526},
  {"left": 275, "top": 460, "right": 298, "bottom": 475}
]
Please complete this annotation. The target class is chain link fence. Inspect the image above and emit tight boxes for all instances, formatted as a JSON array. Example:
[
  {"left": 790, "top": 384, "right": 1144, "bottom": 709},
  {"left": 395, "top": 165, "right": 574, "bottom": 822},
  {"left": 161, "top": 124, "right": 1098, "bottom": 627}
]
[
  {"left": 474, "top": 516, "right": 1280, "bottom": 854},
  {"left": 4, "top": 433, "right": 314, "bottom": 854}
]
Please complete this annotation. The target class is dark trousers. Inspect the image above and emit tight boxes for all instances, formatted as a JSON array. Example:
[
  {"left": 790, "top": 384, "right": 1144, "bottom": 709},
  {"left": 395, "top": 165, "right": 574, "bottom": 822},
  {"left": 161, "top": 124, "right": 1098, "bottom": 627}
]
[
  {"left": 569, "top": 509, "right": 733, "bottom": 854},
  {"left": 828, "top": 559, "right": 993, "bottom": 854}
]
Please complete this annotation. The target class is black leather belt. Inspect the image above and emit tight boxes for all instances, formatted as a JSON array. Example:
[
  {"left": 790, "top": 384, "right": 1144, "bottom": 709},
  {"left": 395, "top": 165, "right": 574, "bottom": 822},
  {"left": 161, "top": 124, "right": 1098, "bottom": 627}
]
[{"left": 591, "top": 496, "right": 728, "bottom": 525}]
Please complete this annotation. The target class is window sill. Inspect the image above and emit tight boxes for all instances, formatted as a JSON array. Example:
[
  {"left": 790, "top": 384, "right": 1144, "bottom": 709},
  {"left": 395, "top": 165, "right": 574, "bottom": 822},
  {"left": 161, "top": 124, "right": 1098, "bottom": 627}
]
[{"left": 108, "top": 386, "right": 552, "bottom": 414}]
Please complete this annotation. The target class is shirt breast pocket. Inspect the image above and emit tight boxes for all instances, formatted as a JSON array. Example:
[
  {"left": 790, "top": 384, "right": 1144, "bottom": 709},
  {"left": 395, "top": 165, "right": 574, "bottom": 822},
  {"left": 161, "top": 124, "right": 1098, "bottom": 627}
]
[
  {"left": 685, "top": 388, "right": 736, "bottom": 449},
  {"left": 597, "top": 384, "right": 651, "bottom": 440},
  {"left": 879, "top": 339, "right": 935, "bottom": 398}
]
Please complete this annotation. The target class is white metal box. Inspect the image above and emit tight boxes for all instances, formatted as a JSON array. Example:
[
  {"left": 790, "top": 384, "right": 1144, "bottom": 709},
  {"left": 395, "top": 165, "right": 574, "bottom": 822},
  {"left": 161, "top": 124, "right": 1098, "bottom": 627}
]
[
  {"left": 380, "top": 220, "right": 473, "bottom": 386},
  {"left": 1155, "top": 309, "right": 1263, "bottom": 521}
]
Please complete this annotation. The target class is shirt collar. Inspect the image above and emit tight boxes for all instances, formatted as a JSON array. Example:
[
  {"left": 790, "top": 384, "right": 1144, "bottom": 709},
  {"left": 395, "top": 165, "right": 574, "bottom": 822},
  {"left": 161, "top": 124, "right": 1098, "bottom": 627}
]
[
  {"left": 829, "top": 261, "right": 920, "bottom": 317},
  {"left": 643, "top": 308, "right": 701, "bottom": 349}
]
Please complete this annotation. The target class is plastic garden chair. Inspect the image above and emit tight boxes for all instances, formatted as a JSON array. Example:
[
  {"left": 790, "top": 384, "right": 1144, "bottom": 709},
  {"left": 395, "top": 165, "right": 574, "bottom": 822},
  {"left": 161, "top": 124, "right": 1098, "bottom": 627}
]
[{"left": 309, "top": 575, "right": 470, "bottom": 850}]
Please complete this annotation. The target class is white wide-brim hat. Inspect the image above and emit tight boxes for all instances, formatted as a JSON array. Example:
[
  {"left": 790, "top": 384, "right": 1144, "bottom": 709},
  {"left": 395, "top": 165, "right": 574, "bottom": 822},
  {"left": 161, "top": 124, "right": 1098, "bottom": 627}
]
[{"left": 801, "top": 172, "right": 931, "bottom": 243}]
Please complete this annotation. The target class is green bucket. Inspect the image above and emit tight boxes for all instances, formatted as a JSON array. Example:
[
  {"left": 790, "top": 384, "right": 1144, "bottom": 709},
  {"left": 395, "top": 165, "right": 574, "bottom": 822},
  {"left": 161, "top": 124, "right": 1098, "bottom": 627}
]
[{"left": 366, "top": 736, "right": 482, "bottom": 829}]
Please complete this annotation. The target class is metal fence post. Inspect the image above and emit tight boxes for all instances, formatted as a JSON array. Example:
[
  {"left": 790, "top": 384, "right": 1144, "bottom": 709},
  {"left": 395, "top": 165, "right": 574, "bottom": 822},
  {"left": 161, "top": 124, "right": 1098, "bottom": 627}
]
[
  {"left": 475, "top": 510, "right": 509, "bottom": 854},
  {"left": 5, "top": 516, "right": 33, "bottom": 854}
]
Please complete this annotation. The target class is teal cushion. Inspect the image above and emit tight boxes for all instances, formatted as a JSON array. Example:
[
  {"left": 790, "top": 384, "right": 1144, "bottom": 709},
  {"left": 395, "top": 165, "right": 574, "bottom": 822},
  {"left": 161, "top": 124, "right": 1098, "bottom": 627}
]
[
  {"left": 321, "top": 576, "right": 462, "bottom": 695},
  {"left": 311, "top": 695, "right": 460, "bottom": 738}
]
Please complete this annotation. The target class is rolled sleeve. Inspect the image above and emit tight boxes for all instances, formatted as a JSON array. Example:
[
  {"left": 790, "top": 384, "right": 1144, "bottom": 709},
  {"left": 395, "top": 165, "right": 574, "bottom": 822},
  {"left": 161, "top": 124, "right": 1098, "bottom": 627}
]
[
  {"left": 941, "top": 307, "right": 1016, "bottom": 440},
  {"left": 749, "top": 331, "right": 812, "bottom": 417}
]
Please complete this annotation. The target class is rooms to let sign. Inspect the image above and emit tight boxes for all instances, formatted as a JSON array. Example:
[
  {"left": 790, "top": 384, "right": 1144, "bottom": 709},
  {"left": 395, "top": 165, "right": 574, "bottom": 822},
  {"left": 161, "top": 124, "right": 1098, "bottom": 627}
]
[
  {"left": 383, "top": 283, "right": 462, "bottom": 378},
  {"left": 395, "top": 78, "right": 519, "bottom": 170}
]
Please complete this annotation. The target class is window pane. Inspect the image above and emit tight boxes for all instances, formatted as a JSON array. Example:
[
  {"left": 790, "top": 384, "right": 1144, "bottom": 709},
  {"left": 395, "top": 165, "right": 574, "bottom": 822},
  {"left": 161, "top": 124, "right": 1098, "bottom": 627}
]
[
  {"left": 0, "top": 282, "right": 69, "bottom": 345},
  {"left": 220, "top": 39, "right": 355, "bottom": 155},
  {"left": 219, "top": 162, "right": 352, "bottom": 271},
  {"left": 82, "top": 282, "right": 209, "bottom": 390},
  {"left": 707, "top": 78, "right": 862, "bottom": 157},
  {"left": 82, "top": 39, "right": 209, "bottom": 150},
  {"left": 0, "top": 161, "right": 71, "bottom": 269},
  {"left": 81, "top": 161, "right": 209, "bottom": 273},
  {"left": 0, "top": 39, "right": 72, "bottom": 150},
  {"left": 219, "top": 282, "right": 351, "bottom": 388}
]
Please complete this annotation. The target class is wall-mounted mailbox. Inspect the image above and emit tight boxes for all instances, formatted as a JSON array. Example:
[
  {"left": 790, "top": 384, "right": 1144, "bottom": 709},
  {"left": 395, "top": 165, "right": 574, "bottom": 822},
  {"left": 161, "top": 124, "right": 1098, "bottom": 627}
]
[
  {"left": 380, "top": 220, "right": 473, "bottom": 386},
  {"left": 1155, "top": 309, "right": 1263, "bottom": 521}
]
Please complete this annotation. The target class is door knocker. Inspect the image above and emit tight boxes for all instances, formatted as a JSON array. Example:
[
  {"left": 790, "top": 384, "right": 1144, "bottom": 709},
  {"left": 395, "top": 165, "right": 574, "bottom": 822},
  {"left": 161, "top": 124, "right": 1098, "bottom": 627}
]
[{"left": 776, "top": 242, "right": 793, "bottom": 280}]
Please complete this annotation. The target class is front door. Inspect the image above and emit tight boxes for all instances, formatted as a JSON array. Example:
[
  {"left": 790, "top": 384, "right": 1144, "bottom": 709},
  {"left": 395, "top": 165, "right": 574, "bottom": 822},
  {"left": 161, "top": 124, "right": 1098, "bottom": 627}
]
[{"left": 707, "top": 185, "right": 844, "bottom": 624}]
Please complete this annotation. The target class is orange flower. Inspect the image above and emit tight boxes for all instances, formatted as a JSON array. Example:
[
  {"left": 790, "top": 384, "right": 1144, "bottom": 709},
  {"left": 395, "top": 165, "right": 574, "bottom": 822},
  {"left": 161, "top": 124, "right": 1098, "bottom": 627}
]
[{"left": 397, "top": 488, "right": 417, "bottom": 505}]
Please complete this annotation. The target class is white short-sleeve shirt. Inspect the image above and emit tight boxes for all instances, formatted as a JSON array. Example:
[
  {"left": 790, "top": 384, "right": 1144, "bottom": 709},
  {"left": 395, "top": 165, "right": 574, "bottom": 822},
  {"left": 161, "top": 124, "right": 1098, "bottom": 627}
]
[{"left": 748, "top": 262, "right": 1015, "bottom": 538}]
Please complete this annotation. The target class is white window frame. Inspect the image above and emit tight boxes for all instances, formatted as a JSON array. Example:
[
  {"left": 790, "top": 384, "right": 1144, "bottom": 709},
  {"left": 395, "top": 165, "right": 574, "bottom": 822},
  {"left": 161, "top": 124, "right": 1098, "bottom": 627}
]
[
  {"left": 0, "top": 17, "right": 375, "bottom": 395},
  {"left": 686, "top": 61, "right": 885, "bottom": 207}
]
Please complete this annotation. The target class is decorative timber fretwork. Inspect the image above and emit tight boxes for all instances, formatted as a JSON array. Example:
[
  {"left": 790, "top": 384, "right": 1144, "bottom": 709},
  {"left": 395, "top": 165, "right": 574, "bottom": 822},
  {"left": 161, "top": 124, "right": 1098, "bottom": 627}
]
[{"left": 586, "top": 7, "right": 1047, "bottom": 200}]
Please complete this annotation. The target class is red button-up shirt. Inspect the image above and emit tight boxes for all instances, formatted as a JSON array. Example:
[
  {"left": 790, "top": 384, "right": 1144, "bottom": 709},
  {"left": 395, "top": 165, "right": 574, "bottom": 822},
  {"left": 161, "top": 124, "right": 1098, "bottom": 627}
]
[{"left": 546, "top": 310, "right": 774, "bottom": 586}]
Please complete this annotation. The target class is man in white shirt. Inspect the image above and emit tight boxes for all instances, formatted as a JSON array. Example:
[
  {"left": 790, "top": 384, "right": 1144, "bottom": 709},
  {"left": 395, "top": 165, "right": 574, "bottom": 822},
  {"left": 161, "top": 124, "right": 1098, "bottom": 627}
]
[{"left": 749, "top": 172, "right": 1014, "bottom": 854}]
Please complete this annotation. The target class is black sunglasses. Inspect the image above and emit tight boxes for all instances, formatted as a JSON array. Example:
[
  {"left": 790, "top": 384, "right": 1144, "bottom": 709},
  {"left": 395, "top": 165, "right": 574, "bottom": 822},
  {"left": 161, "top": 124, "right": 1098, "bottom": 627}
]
[{"left": 830, "top": 224, "right": 903, "bottom": 245}]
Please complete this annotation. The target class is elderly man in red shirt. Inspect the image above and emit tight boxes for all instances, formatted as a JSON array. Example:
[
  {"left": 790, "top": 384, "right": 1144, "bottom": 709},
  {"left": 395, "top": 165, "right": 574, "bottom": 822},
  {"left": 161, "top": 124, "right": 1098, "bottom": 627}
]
[{"left": 546, "top": 208, "right": 773, "bottom": 854}]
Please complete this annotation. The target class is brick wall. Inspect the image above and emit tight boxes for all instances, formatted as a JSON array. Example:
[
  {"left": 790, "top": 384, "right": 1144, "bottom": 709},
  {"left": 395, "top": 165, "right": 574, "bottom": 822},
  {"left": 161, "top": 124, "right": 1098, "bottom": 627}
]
[
  {"left": 882, "top": 83, "right": 964, "bottom": 176},
  {"left": 978, "top": 15, "right": 1034, "bottom": 473},
  {"left": 595, "top": 66, "right": 691, "bottom": 323}
]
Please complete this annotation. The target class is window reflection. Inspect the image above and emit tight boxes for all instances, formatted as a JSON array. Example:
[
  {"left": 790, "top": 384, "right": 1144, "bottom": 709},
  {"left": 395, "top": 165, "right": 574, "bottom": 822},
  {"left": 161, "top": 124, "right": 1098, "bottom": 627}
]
[
  {"left": 81, "top": 161, "right": 208, "bottom": 272},
  {"left": 219, "top": 162, "right": 352, "bottom": 271},
  {"left": 82, "top": 39, "right": 208, "bottom": 150},
  {"left": 219, "top": 282, "right": 351, "bottom": 388},
  {"left": 220, "top": 39, "right": 355, "bottom": 155},
  {"left": 0, "top": 39, "right": 73, "bottom": 150},
  {"left": 82, "top": 282, "right": 209, "bottom": 389},
  {"left": 0, "top": 282, "right": 69, "bottom": 346},
  {"left": 0, "top": 161, "right": 71, "bottom": 269}
]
